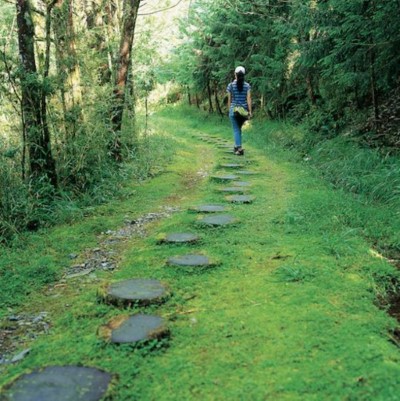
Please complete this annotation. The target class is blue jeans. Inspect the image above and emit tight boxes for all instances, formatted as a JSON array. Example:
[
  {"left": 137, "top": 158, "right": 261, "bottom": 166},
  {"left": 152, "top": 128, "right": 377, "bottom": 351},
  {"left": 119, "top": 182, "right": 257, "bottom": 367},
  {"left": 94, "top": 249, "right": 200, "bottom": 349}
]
[{"left": 229, "top": 111, "right": 242, "bottom": 147}]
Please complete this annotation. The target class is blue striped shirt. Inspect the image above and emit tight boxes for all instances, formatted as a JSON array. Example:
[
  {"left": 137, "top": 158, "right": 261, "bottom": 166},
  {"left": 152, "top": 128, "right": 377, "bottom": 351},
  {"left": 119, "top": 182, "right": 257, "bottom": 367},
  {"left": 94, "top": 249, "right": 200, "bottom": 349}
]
[{"left": 227, "top": 80, "right": 251, "bottom": 111}]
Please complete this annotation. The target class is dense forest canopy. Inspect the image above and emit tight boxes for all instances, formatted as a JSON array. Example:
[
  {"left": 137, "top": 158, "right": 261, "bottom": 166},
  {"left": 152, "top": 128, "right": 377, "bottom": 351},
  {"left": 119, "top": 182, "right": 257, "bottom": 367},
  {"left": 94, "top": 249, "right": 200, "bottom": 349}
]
[
  {"left": 169, "top": 0, "right": 400, "bottom": 144},
  {"left": 1, "top": 0, "right": 399, "bottom": 242}
]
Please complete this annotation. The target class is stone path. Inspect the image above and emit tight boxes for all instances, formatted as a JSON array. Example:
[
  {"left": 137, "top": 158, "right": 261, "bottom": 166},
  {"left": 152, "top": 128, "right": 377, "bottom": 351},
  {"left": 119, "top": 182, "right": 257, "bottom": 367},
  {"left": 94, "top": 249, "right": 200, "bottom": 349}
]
[{"left": 1, "top": 134, "right": 259, "bottom": 400}]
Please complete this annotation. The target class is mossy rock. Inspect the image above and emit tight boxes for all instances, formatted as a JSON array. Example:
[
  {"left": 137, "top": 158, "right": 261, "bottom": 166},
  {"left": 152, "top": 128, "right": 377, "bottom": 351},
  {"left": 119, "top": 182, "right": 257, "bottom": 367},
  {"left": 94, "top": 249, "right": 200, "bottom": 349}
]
[
  {"left": 217, "top": 187, "right": 249, "bottom": 193},
  {"left": 232, "top": 181, "right": 251, "bottom": 187},
  {"left": 197, "top": 214, "right": 238, "bottom": 227},
  {"left": 99, "top": 279, "right": 169, "bottom": 307},
  {"left": 190, "top": 204, "right": 227, "bottom": 213},
  {"left": 225, "top": 195, "right": 255, "bottom": 204},
  {"left": 100, "top": 314, "right": 169, "bottom": 345},
  {"left": 210, "top": 174, "right": 239, "bottom": 182},
  {"left": 167, "top": 254, "right": 214, "bottom": 267},
  {"left": 1, "top": 366, "right": 112, "bottom": 401},
  {"left": 219, "top": 163, "right": 244, "bottom": 169},
  {"left": 158, "top": 232, "right": 200, "bottom": 244},
  {"left": 237, "top": 170, "right": 257, "bottom": 175}
]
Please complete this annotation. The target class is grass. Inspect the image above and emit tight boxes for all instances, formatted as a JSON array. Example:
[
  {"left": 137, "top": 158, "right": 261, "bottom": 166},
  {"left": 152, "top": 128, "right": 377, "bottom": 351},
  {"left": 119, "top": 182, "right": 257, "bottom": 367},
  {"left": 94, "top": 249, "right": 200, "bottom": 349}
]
[{"left": 1, "top": 105, "right": 400, "bottom": 400}]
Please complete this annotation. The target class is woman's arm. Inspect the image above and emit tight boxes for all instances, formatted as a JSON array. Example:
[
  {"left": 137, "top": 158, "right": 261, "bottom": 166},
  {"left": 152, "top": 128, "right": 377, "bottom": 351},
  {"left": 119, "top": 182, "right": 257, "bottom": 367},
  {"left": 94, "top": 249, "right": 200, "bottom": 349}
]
[
  {"left": 247, "top": 90, "right": 252, "bottom": 117},
  {"left": 227, "top": 92, "right": 231, "bottom": 110}
]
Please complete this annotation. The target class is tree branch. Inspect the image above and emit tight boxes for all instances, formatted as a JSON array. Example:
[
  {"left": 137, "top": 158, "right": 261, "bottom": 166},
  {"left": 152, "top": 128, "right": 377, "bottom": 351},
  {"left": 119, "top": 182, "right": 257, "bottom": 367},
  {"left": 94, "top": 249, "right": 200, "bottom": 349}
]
[{"left": 138, "top": 0, "right": 184, "bottom": 16}]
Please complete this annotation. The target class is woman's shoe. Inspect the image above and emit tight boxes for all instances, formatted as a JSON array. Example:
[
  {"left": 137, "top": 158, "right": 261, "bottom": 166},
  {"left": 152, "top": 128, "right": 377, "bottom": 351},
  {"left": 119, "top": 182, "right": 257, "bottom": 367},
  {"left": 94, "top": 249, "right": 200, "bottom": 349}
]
[{"left": 234, "top": 148, "right": 244, "bottom": 156}]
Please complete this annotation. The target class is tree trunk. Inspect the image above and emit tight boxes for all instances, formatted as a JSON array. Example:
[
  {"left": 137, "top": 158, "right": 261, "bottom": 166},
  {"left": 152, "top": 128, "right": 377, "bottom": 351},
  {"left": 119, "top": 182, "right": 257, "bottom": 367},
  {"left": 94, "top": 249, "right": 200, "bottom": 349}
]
[
  {"left": 110, "top": 0, "right": 141, "bottom": 161},
  {"left": 53, "top": 0, "right": 83, "bottom": 138},
  {"left": 369, "top": 47, "right": 379, "bottom": 128},
  {"left": 306, "top": 74, "right": 317, "bottom": 106},
  {"left": 16, "top": 0, "right": 57, "bottom": 188},
  {"left": 207, "top": 80, "right": 214, "bottom": 113},
  {"left": 195, "top": 93, "right": 200, "bottom": 108},
  {"left": 214, "top": 81, "right": 223, "bottom": 116}
]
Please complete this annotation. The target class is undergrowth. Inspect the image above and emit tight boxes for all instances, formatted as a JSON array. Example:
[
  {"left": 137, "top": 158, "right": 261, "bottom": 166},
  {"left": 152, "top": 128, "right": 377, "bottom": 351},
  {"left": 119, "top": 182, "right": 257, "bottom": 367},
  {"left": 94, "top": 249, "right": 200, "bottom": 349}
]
[
  {"left": 247, "top": 118, "right": 400, "bottom": 256},
  {"left": 0, "top": 124, "right": 176, "bottom": 244}
]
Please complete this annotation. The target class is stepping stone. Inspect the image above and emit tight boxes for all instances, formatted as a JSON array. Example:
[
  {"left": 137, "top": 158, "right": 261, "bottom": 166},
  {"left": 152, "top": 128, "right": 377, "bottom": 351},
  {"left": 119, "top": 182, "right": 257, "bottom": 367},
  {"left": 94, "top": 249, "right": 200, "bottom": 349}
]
[
  {"left": 217, "top": 187, "right": 249, "bottom": 193},
  {"left": 2, "top": 366, "right": 112, "bottom": 401},
  {"left": 160, "top": 232, "right": 200, "bottom": 244},
  {"left": 100, "top": 279, "right": 169, "bottom": 307},
  {"left": 220, "top": 163, "right": 243, "bottom": 169},
  {"left": 232, "top": 181, "right": 251, "bottom": 187},
  {"left": 210, "top": 174, "right": 239, "bottom": 181},
  {"left": 190, "top": 204, "right": 227, "bottom": 213},
  {"left": 198, "top": 214, "right": 237, "bottom": 226},
  {"left": 237, "top": 170, "right": 257, "bottom": 175},
  {"left": 167, "top": 254, "right": 213, "bottom": 267},
  {"left": 226, "top": 195, "right": 255, "bottom": 204},
  {"left": 102, "top": 314, "right": 168, "bottom": 344},
  {"left": 221, "top": 150, "right": 235, "bottom": 154}
]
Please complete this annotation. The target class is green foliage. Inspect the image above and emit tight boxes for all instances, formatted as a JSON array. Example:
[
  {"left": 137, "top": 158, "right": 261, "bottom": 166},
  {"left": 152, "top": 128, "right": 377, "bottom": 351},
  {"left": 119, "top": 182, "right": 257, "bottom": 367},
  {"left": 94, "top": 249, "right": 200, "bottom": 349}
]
[
  {"left": 171, "top": 0, "right": 400, "bottom": 142},
  {"left": 0, "top": 122, "right": 177, "bottom": 243}
]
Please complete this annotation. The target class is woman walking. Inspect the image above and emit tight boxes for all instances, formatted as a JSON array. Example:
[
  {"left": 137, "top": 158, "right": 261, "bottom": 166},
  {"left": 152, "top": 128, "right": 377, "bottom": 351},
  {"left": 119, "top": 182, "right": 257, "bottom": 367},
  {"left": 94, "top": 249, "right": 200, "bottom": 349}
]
[{"left": 227, "top": 66, "right": 252, "bottom": 155}]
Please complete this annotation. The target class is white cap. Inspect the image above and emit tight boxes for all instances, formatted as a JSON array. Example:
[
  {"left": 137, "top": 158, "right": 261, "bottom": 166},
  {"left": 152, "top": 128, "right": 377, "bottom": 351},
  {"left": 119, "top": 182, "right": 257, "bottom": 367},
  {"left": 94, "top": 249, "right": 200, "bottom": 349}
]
[{"left": 235, "top": 66, "right": 245, "bottom": 74}]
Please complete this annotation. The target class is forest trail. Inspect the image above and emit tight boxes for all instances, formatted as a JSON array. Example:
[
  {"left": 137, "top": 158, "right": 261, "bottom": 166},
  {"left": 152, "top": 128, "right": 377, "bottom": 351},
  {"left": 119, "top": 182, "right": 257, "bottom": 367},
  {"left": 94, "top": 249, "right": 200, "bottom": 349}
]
[{"left": 1, "top": 108, "right": 400, "bottom": 400}]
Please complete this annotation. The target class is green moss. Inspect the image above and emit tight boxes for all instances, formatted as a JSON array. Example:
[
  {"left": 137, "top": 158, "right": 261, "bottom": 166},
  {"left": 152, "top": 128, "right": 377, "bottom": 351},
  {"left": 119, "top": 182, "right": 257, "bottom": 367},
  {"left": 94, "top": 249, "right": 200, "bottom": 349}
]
[{"left": 1, "top": 106, "right": 400, "bottom": 400}]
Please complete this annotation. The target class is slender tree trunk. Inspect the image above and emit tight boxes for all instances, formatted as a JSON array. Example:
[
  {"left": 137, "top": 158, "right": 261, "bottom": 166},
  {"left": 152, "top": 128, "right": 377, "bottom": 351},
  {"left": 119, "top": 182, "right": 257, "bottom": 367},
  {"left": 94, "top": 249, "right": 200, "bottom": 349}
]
[
  {"left": 110, "top": 0, "right": 141, "bottom": 161},
  {"left": 306, "top": 74, "right": 317, "bottom": 105},
  {"left": 214, "top": 81, "right": 223, "bottom": 116},
  {"left": 369, "top": 47, "right": 379, "bottom": 128},
  {"left": 260, "top": 94, "right": 265, "bottom": 114},
  {"left": 145, "top": 96, "right": 148, "bottom": 134},
  {"left": 104, "top": 0, "right": 118, "bottom": 81},
  {"left": 187, "top": 86, "right": 192, "bottom": 105},
  {"left": 206, "top": 80, "right": 214, "bottom": 113},
  {"left": 16, "top": 0, "right": 57, "bottom": 187},
  {"left": 126, "top": 57, "right": 136, "bottom": 114},
  {"left": 195, "top": 93, "right": 200, "bottom": 108},
  {"left": 53, "top": 0, "right": 83, "bottom": 139}
]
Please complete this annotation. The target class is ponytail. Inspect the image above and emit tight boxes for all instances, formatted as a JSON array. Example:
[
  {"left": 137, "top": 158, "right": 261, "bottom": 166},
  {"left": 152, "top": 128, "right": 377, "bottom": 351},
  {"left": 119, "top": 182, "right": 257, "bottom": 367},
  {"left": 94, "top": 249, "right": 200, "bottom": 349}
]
[{"left": 236, "top": 72, "right": 244, "bottom": 92}]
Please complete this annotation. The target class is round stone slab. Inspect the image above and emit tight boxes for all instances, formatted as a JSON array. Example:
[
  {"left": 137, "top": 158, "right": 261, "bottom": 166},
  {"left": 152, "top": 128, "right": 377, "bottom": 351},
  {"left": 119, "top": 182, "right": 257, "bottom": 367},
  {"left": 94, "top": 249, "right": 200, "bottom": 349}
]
[
  {"left": 217, "top": 187, "right": 249, "bottom": 193},
  {"left": 226, "top": 195, "right": 255, "bottom": 204},
  {"left": 210, "top": 174, "right": 239, "bottom": 181},
  {"left": 232, "top": 181, "right": 251, "bottom": 187},
  {"left": 237, "top": 170, "right": 257, "bottom": 175},
  {"left": 109, "top": 314, "right": 168, "bottom": 344},
  {"left": 2, "top": 366, "right": 112, "bottom": 401},
  {"left": 167, "top": 254, "right": 212, "bottom": 267},
  {"left": 163, "top": 233, "right": 200, "bottom": 244},
  {"left": 191, "top": 204, "right": 226, "bottom": 213},
  {"left": 220, "top": 163, "right": 243, "bottom": 169},
  {"left": 102, "top": 279, "right": 168, "bottom": 306},
  {"left": 198, "top": 214, "right": 237, "bottom": 226}
]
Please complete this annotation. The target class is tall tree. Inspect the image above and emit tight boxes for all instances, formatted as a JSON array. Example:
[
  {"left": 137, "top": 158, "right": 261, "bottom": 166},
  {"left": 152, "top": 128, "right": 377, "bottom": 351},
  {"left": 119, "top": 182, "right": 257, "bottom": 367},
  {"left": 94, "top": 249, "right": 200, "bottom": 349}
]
[
  {"left": 16, "top": 0, "right": 57, "bottom": 188},
  {"left": 109, "top": 0, "right": 141, "bottom": 161},
  {"left": 53, "top": 0, "right": 83, "bottom": 138}
]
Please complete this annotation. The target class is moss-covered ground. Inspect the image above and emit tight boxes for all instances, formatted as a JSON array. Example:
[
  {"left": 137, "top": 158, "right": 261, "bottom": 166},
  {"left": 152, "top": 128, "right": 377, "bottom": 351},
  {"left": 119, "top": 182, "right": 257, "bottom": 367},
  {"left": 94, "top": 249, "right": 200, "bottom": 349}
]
[{"left": 1, "top": 106, "right": 400, "bottom": 400}]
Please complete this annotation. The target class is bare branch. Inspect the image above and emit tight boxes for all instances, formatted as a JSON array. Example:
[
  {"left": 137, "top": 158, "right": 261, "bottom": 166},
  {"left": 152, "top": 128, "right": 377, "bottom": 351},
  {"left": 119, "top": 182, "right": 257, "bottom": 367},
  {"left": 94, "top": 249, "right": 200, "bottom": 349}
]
[{"left": 138, "top": 0, "right": 184, "bottom": 16}]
